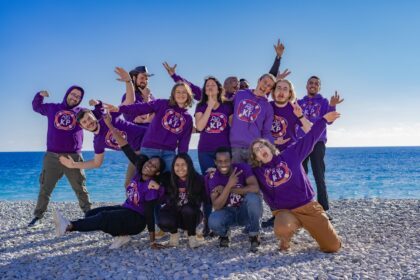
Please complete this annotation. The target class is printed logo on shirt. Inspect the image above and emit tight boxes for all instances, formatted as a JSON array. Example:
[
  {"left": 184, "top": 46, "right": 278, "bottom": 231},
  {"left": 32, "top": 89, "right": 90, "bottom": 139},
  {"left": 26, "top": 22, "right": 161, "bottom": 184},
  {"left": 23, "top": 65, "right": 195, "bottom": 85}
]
[
  {"left": 227, "top": 185, "right": 243, "bottom": 207},
  {"left": 237, "top": 99, "right": 261, "bottom": 123},
  {"left": 105, "top": 130, "right": 128, "bottom": 150},
  {"left": 161, "top": 109, "right": 186, "bottom": 134},
  {"left": 126, "top": 181, "right": 140, "bottom": 206},
  {"left": 178, "top": 187, "right": 189, "bottom": 206},
  {"left": 206, "top": 112, "right": 228, "bottom": 133},
  {"left": 302, "top": 101, "right": 321, "bottom": 119},
  {"left": 264, "top": 162, "right": 292, "bottom": 187},
  {"left": 54, "top": 110, "right": 77, "bottom": 131},
  {"left": 271, "top": 115, "right": 288, "bottom": 138}
]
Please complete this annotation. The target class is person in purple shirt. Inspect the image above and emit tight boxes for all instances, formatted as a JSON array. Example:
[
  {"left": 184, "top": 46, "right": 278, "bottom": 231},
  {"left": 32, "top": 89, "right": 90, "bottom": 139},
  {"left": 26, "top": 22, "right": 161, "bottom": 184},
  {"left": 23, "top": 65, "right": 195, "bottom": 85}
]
[
  {"left": 298, "top": 76, "right": 344, "bottom": 215},
  {"left": 53, "top": 135, "right": 167, "bottom": 250},
  {"left": 230, "top": 73, "right": 276, "bottom": 163},
  {"left": 121, "top": 65, "right": 155, "bottom": 126},
  {"left": 249, "top": 111, "right": 341, "bottom": 253},
  {"left": 207, "top": 147, "right": 262, "bottom": 252},
  {"left": 158, "top": 153, "right": 205, "bottom": 248},
  {"left": 107, "top": 82, "right": 194, "bottom": 172},
  {"left": 28, "top": 85, "right": 91, "bottom": 227}
]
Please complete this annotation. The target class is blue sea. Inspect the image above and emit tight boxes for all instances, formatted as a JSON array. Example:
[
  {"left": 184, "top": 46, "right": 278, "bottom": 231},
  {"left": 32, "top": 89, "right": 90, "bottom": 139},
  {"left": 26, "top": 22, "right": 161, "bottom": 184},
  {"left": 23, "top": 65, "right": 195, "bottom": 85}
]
[{"left": 0, "top": 147, "right": 419, "bottom": 202}]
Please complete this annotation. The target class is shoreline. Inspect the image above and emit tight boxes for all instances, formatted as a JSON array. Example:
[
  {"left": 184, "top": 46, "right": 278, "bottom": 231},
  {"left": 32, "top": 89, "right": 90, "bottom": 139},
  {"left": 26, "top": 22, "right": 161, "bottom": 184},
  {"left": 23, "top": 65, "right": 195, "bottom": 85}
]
[{"left": 1, "top": 199, "right": 419, "bottom": 279}]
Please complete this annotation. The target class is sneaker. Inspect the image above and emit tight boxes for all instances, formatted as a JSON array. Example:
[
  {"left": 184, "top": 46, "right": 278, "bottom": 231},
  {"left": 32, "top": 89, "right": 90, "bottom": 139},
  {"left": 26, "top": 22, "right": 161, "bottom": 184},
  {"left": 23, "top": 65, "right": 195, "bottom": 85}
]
[
  {"left": 188, "top": 235, "right": 205, "bottom": 248},
  {"left": 249, "top": 235, "right": 260, "bottom": 252},
  {"left": 219, "top": 236, "right": 229, "bottom": 248},
  {"left": 53, "top": 210, "right": 70, "bottom": 237},
  {"left": 169, "top": 232, "right": 180, "bottom": 247},
  {"left": 109, "top": 235, "right": 131, "bottom": 249},
  {"left": 28, "top": 217, "right": 42, "bottom": 228},
  {"left": 155, "top": 229, "right": 166, "bottom": 240},
  {"left": 261, "top": 216, "right": 275, "bottom": 228}
]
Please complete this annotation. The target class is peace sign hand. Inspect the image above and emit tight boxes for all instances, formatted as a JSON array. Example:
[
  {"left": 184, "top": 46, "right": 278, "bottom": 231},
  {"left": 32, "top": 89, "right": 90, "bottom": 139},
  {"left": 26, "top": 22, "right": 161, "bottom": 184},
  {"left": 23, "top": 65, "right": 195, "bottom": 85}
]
[
  {"left": 274, "top": 39, "right": 285, "bottom": 58},
  {"left": 226, "top": 167, "right": 243, "bottom": 189},
  {"left": 329, "top": 91, "right": 344, "bottom": 107},
  {"left": 162, "top": 62, "right": 177, "bottom": 76},
  {"left": 277, "top": 69, "right": 291, "bottom": 80}
]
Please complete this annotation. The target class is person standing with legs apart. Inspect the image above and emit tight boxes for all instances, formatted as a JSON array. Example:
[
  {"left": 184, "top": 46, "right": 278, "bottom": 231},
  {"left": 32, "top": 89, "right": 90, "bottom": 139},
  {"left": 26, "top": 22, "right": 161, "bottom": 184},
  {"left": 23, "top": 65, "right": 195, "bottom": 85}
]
[
  {"left": 29, "top": 86, "right": 91, "bottom": 227},
  {"left": 298, "top": 76, "right": 344, "bottom": 217}
]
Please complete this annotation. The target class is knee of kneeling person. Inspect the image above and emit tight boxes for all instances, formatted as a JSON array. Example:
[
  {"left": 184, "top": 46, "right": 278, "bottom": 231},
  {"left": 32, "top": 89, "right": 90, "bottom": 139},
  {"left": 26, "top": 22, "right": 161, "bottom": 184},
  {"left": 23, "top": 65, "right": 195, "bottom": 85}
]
[
  {"left": 274, "top": 222, "right": 296, "bottom": 238},
  {"left": 321, "top": 239, "right": 341, "bottom": 253}
]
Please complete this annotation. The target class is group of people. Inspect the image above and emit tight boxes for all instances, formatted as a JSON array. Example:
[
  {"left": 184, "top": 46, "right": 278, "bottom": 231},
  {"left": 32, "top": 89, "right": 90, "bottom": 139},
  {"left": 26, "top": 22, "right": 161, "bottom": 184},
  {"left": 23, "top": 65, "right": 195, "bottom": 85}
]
[{"left": 29, "top": 40, "right": 344, "bottom": 253}]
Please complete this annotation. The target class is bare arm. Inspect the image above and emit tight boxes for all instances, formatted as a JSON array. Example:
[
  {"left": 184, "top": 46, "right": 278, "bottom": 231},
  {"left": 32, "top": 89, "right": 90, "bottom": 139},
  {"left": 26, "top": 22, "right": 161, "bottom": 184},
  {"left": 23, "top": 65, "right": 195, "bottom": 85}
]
[
  {"left": 210, "top": 168, "right": 243, "bottom": 210},
  {"left": 59, "top": 153, "right": 105, "bottom": 169},
  {"left": 194, "top": 99, "right": 217, "bottom": 131},
  {"left": 115, "top": 67, "right": 135, "bottom": 106},
  {"left": 230, "top": 175, "right": 259, "bottom": 195}
]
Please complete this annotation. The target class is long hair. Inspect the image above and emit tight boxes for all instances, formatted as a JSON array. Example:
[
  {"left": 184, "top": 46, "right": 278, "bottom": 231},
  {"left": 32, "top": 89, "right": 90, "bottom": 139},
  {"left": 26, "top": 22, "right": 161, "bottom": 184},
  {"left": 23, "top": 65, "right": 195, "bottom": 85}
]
[
  {"left": 168, "top": 153, "right": 203, "bottom": 206},
  {"left": 249, "top": 138, "right": 280, "bottom": 167},
  {"left": 272, "top": 79, "right": 297, "bottom": 103},
  {"left": 168, "top": 82, "right": 194, "bottom": 108},
  {"left": 197, "top": 76, "right": 223, "bottom": 107}
]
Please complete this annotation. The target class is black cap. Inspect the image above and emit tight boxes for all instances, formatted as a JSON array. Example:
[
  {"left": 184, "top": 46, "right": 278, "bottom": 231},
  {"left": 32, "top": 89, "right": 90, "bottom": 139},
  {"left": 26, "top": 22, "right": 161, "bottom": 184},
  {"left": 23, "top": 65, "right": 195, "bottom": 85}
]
[{"left": 129, "top": 66, "right": 154, "bottom": 77}]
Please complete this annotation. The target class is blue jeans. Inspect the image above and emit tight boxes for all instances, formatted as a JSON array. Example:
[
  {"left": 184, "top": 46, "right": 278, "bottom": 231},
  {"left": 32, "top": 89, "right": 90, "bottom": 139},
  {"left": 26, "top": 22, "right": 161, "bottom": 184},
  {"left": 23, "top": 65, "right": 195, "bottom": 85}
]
[
  {"left": 140, "top": 147, "right": 176, "bottom": 172},
  {"left": 208, "top": 193, "right": 263, "bottom": 237},
  {"left": 198, "top": 151, "right": 216, "bottom": 221}
]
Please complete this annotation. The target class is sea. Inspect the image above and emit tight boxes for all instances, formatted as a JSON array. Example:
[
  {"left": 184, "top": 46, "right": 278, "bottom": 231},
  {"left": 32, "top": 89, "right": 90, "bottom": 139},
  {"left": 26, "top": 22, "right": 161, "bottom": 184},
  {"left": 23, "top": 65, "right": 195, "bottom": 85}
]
[{"left": 0, "top": 147, "right": 419, "bottom": 202}]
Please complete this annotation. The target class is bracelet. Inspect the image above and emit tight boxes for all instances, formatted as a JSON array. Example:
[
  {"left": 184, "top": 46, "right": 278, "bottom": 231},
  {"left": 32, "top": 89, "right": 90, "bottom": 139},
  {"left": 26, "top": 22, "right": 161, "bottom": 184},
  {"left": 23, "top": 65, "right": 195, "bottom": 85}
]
[{"left": 298, "top": 115, "right": 304, "bottom": 119}]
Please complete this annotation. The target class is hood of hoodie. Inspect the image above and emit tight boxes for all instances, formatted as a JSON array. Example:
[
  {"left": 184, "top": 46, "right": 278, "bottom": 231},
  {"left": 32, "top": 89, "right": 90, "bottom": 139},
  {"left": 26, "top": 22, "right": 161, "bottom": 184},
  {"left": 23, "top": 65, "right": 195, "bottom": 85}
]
[
  {"left": 62, "top": 85, "right": 85, "bottom": 109},
  {"left": 303, "top": 93, "right": 323, "bottom": 101}
]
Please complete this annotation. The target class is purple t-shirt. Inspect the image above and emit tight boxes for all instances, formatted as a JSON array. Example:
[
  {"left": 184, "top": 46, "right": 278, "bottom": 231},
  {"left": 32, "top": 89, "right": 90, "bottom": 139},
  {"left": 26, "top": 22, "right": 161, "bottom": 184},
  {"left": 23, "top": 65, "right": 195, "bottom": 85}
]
[
  {"left": 253, "top": 119, "right": 327, "bottom": 210},
  {"left": 119, "top": 99, "right": 193, "bottom": 152},
  {"left": 195, "top": 102, "right": 233, "bottom": 152},
  {"left": 93, "top": 116, "right": 146, "bottom": 154},
  {"left": 122, "top": 175, "right": 165, "bottom": 215},
  {"left": 207, "top": 163, "right": 254, "bottom": 207},
  {"left": 270, "top": 101, "right": 300, "bottom": 152},
  {"left": 230, "top": 89, "right": 274, "bottom": 148}
]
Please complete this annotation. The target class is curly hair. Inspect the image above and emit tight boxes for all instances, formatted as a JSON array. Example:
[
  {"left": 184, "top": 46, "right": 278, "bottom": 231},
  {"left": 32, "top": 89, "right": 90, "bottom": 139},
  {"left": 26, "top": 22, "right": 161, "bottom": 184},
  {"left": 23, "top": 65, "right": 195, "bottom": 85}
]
[{"left": 249, "top": 138, "right": 280, "bottom": 167}]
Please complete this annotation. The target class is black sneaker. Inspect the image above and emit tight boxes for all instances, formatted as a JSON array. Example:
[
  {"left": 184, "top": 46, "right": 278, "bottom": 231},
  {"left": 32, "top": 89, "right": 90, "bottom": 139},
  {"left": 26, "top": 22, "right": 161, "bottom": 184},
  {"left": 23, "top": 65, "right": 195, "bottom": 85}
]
[
  {"left": 261, "top": 216, "right": 275, "bottom": 228},
  {"left": 28, "top": 217, "right": 41, "bottom": 228},
  {"left": 249, "top": 235, "right": 260, "bottom": 252},
  {"left": 219, "top": 236, "right": 230, "bottom": 247}
]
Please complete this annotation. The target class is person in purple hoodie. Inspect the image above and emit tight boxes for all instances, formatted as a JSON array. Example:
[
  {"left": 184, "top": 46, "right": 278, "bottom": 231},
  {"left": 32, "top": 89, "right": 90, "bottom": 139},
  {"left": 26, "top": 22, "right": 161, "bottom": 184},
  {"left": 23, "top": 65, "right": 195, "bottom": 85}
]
[
  {"left": 298, "top": 76, "right": 344, "bottom": 215},
  {"left": 230, "top": 73, "right": 276, "bottom": 163},
  {"left": 249, "top": 111, "right": 341, "bottom": 253},
  {"left": 29, "top": 85, "right": 91, "bottom": 227},
  {"left": 106, "top": 82, "right": 194, "bottom": 172},
  {"left": 53, "top": 131, "right": 166, "bottom": 249},
  {"left": 208, "top": 147, "right": 262, "bottom": 252}
]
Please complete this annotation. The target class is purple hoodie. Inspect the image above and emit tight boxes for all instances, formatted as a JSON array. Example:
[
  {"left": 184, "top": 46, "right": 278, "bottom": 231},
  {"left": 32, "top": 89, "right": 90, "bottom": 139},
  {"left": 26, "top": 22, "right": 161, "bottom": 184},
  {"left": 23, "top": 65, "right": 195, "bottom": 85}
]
[
  {"left": 298, "top": 94, "right": 335, "bottom": 143},
  {"left": 270, "top": 101, "right": 301, "bottom": 152},
  {"left": 252, "top": 118, "right": 328, "bottom": 210},
  {"left": 121, "top": 90, "right": 155, "bottom": 126},
  {"left": 119, "top": 99, "right": 193, "bottom": 152},
  {"left": 171, "top": 73, "right": 202, "bottom": 101},
  {"left": 32, "top": 86, "right": 85, "bottom": 153},
  {"left": 230, "top": 89, "right": 274, "bottom": 148},
  {"left": 122, "top": 175, "right": 165, "bottom": 215}
]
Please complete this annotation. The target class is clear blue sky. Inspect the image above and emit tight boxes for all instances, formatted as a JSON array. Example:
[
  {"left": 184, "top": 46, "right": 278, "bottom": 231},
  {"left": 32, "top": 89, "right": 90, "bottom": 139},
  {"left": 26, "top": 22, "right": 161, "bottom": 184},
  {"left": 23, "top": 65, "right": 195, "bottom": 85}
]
[{"left": 0, "top": 0, "right": 419, "bottom": 151}]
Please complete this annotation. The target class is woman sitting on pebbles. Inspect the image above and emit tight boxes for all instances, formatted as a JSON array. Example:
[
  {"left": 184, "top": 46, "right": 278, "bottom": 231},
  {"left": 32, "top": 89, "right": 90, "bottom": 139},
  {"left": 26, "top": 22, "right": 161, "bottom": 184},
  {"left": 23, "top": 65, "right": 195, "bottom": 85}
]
[
  {"left": 250, "top": 111, "right": 342, "bottom": 253},
  {"left": 54, "top": 119, "right": 167, "bottom": 250},
  {"left": 158, "top": 153, "right": 206, "bottom": 248}
]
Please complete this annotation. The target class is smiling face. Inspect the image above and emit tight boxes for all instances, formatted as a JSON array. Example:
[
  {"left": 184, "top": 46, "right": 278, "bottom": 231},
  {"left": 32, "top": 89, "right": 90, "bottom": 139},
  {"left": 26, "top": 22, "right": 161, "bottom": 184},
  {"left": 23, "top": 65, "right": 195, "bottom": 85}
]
[
  {"left": 141, "top": 157, "right": 161, "bottom": 178},
  {"left": 135, "top": 73, "right": 149, "bottom": 90},
  {"left": 252, "top": 142, "right": 273, "bottom": 164},
  {"left": 256, "top": 75, "right": 275, "bottom": 96},
  {"left": 272, "top": 81, "right": 291, "bottom": 105},
  {"left": 79, "top": 112, "right": 99, "bottom": 132},
  {"left": 306, "top": 77, "right": 321, "bottom": 97},
  {"left": 66, "top": 89, "right": 82, "bottom": 107},
  {"left": 173, "top": 84, "right": 189, "bottom": 107},
  {"left": 215, "top": 152, "right": 232, "bottom": 175},
  {"left": 174, "top": 157, "right": 188, "bottom": 180}
]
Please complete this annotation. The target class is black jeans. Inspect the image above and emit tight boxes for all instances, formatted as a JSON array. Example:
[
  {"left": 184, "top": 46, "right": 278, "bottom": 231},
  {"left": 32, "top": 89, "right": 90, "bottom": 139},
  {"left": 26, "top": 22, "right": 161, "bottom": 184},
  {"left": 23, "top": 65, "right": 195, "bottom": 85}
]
[
  {"left": 71, "top": 205, "right": 146, "bottom": 237},
  {"left": 158, "top": 204, "right": 203, "bottom": 236},
  {"left": 302, "top": 141, "right": 329, "bottom": 211}
]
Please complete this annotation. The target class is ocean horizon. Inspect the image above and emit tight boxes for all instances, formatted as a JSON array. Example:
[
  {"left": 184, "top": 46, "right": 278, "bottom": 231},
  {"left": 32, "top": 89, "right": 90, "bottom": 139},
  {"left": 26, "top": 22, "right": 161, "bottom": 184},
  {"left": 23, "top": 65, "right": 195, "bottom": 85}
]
[{"left": 1, "top": 146, "right": 419, "bottom": 202}]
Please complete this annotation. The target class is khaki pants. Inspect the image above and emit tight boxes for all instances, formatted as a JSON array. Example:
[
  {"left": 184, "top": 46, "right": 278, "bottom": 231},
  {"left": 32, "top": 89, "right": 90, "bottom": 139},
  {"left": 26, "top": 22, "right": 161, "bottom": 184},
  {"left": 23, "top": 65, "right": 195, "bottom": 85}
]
[
  {"left": 34, "top": 152, "right": 91, "bottom": 218},
  {"left": 272, "top": 201, "right": 341, "bottom": 253}
]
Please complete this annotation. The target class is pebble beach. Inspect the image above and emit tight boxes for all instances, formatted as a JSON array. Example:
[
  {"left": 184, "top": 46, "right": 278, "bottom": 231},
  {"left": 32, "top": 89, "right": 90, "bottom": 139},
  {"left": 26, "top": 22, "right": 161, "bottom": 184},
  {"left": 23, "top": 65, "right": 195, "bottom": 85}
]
[{"left": 0, "top": 199, "right": 419, "bottom": 279}]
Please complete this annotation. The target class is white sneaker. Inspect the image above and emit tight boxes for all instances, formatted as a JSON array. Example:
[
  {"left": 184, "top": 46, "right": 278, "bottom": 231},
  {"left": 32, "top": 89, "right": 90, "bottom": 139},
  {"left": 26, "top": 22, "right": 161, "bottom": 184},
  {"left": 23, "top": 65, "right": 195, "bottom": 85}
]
[
  {"left": 54, "top": 210, "right": 70, "bottom": 237},
  {"left": 109, "top": 235, "right": 131, "bottom": 249},
  {"left": 188, "top": 235, "right": 205, "bottom": 248},
  {"left": 169, "top": 232, "right": 180, "bottom": 247}
]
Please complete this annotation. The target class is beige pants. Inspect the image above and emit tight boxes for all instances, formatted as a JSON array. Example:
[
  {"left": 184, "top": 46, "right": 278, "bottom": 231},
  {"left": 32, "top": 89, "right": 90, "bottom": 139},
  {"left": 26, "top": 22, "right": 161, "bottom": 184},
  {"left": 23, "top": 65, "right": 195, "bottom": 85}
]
[
  {"left": 34, "top": 152, "right": 91, "bottom": 218},
  {"left": 272, "top": 201, "right": 341, "bottom": 253}
]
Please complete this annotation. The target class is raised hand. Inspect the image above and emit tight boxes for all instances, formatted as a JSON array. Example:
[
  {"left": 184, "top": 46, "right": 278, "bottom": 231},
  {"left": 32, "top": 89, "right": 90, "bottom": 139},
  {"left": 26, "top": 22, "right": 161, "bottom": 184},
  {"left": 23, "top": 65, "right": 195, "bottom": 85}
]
[
  {"left": 323, "top": 111, "right": 341, "bottom": 123},
  {"left": 226, "top": 167, "right": 243, "bottom": 189},
  {"left": 59, "top": 155, "right": 75, "bottom": 168},
  {"left": 274, "top": 137, "right": 291, "bottom": 145},
  {"left": 102, "top": 103, "right": 119, "bottom": 112},
  {"left": 291, "top": 101, "right": 303, "bottom": 117},
  {"left": 162, "top": 62, "right": 177, "bottom": 76},
  {"left": 89, "top": 99, "right": 100, "bottom": 106},
  {"left": 277, "top": 69, "right": 291, "bottom": 80},
  {"left": 40, "top": 90, "right": 49, "bottom": 97},
  {"left": 329, "top": 91, "right": 344, "bottom": 106},
  {"left": 148, "top": 180, "right": 160, "bottom": 190},
  {"left": 114, "top": 67, "right": 131, "bottom": 82},
  {"left": 274, "top": 39, "right": 285, "bottom": 58}
]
